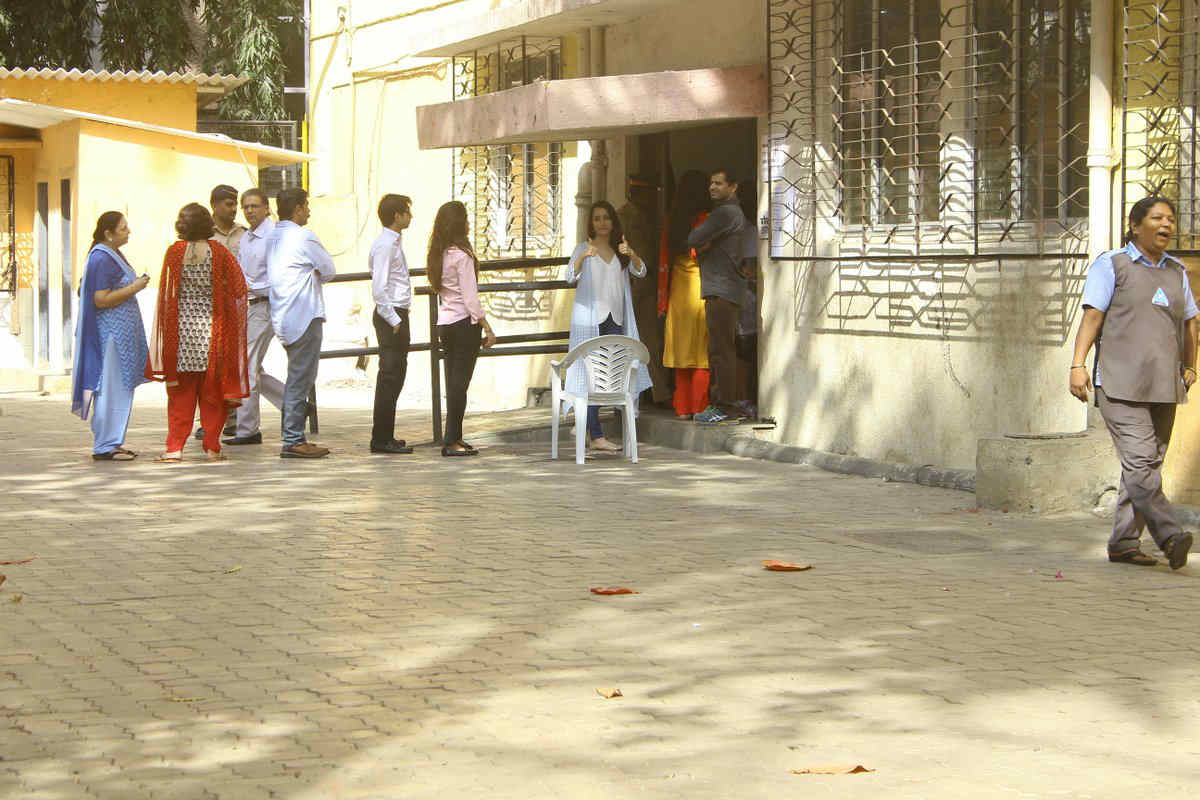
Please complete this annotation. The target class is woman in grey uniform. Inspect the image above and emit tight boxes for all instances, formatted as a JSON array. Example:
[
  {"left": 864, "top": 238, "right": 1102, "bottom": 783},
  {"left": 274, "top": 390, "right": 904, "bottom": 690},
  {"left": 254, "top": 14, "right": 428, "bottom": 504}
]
[{"left": 1070, "top": 196, "right": 1198, "bottom": 568}]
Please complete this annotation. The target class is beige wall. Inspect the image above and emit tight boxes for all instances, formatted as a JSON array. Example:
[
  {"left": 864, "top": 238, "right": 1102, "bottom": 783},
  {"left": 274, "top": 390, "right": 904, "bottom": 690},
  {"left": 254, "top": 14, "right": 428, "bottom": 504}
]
[
  {"left": 307, "top": 0, "right": 589, "bottom": 412},
  {"left": 0, "top": 79, "right": 199, "bottom": 131}
]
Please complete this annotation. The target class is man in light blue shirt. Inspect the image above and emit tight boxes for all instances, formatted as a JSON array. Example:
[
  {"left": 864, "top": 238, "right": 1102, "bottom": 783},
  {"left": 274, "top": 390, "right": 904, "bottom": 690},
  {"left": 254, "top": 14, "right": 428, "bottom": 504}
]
[
  {"left": 224, "top": 188, "right": 283, "bottom": 446},
  {"left": 267, "top": 188, "right": 335, "bottom": 458}
]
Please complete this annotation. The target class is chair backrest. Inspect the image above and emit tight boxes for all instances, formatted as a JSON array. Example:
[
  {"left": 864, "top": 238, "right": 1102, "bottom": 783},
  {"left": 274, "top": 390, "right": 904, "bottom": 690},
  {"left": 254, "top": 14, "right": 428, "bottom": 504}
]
[{"left": 565, "top": 334, "right": 649, "bottom": 395}]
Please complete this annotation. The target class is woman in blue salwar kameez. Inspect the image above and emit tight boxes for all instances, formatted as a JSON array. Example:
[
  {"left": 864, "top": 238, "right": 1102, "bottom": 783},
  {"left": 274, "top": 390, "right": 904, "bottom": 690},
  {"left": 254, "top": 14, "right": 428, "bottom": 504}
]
[{"left": 70, "top": 212, "right": 151, "bottom": 460}]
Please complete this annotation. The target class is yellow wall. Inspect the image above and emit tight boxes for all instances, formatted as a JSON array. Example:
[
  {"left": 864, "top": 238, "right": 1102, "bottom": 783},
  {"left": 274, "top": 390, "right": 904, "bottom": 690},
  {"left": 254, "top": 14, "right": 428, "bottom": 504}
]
[
  {"left": 75, "top": 122, "right": 259, "bottom": 278},
  {"left": 0, "top": 78, "right": 199, "bottom": 131},
  {"left": 1163, "top": 260, "right": 1200, "bottom": 504}
]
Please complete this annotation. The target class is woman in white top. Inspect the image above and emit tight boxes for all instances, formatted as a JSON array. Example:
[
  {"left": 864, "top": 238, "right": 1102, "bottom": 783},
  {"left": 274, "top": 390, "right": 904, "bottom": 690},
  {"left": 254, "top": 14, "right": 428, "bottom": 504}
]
[{"left": 565, "top": 201, "right": 653, "bottom": 451}]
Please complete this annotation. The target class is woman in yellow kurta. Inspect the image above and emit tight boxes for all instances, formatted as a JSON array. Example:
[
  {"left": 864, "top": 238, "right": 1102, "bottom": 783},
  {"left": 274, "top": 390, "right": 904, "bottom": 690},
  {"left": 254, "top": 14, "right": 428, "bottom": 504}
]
[{"left": 659, "top": 170, "right": 712, "bottom": 417}]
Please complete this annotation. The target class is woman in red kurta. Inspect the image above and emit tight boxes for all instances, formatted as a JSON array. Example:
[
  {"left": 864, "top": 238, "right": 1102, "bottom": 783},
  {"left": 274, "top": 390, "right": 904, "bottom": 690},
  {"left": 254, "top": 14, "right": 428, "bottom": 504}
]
[{"left": 146, "top": 203, "right": 249, "bottom": 461}]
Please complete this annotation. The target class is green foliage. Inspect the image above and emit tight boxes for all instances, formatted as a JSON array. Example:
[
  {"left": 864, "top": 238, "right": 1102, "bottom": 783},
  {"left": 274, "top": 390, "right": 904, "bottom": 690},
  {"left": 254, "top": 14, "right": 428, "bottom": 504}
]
[
  {"left": 98, "top": 0, "right": 198, "bottom": 72},
  {"left": 0, "top": 1, "right": 97, "bottom": 69},
  {"left": 0, "top": 0, "right": 302, "bottom": 122},
  {"left": 202, "top": 0, "right": 302, "bottom": 121}
]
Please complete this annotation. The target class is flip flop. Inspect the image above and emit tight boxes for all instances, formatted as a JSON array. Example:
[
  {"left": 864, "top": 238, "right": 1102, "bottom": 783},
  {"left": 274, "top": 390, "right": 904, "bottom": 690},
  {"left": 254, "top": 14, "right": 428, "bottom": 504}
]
[
  {"left": 154, "top": 453, "right": 183, "bottom": 463},
  {"left": 93, "top": 450, "right": 136, "bottom": 461}
]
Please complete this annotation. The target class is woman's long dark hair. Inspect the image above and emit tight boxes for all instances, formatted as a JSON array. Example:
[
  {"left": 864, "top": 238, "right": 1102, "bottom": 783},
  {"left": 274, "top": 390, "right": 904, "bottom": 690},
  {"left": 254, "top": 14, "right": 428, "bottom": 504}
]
[
  {"left": 91, "top": 211, "right": 125, "bottom": 246},
  {"left": 1125, "top": 196, "right": 1177, "bottom": 244},
  {"left": 427, "top": 201, "right": 477, "bottom": 292},
  {"left": 668, "top": 170, "right": 711, "bottom": 261},
  {"left": 586, "top": 200, "right": 629, "bottom": 269}
]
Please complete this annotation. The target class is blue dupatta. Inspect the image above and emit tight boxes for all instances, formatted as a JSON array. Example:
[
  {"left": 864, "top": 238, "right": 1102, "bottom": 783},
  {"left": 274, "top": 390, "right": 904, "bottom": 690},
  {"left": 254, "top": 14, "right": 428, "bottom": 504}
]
[{"left": 70, "top": 245, "right": 148, "bottom": 419}]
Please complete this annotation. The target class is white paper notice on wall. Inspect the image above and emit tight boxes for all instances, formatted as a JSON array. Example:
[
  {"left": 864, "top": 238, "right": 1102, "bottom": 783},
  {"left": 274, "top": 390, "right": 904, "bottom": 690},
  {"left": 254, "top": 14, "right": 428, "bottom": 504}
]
[{"left": 767, "top": 135, "right": 795, "bottom": 258}]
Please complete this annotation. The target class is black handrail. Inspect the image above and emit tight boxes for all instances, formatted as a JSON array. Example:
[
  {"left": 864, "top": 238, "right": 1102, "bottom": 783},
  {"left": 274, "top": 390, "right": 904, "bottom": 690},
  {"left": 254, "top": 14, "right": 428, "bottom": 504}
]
[{"left": 310, "top": 256, "right": 573, "bottom": 442}]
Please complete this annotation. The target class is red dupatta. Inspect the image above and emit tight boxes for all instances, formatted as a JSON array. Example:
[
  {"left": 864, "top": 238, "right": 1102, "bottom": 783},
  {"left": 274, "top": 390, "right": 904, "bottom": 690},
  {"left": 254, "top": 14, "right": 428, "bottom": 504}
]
[{"left": 145, "top": 239, "right": 250, "bottom": 405}]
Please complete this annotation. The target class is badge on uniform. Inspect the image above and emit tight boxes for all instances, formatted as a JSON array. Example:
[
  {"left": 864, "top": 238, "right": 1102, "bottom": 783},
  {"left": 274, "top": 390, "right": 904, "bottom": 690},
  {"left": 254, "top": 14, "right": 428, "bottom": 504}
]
[{"left": 1152, "top": 287, "right": 1170, "bottom": 307}]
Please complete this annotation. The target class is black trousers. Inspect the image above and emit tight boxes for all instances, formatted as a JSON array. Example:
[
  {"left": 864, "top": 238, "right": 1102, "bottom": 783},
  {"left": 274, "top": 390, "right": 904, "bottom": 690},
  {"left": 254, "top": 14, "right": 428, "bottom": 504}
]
[
  {"left": 438, "top": 317, "right": 482, "bottom": 445},
  {"left": 704, "top": 295, "right": 740, "bottom": 413},
  {"left": 371, "top": 308, "right": 410, "bottom": 444}
]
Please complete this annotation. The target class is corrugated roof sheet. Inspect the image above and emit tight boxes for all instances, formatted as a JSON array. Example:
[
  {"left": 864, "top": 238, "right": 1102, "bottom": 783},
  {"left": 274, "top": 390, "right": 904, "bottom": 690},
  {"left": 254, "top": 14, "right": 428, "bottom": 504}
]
[{"left": 0, "top": 68, "right": 247, "bottom": 90}]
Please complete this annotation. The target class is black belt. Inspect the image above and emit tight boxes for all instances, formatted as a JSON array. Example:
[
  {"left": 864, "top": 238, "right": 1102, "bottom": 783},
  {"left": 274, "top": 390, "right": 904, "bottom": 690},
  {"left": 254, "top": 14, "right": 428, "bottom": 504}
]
[{"left": 248, "top": 296, "right": 268, "bottom": 305}]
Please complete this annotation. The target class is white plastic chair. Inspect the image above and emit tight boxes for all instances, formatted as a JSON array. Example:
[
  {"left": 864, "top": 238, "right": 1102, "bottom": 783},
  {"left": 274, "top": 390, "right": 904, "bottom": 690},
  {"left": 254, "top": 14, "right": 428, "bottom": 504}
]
[{"left": 549, "top": 334, "right": 649, "bottom": 465}]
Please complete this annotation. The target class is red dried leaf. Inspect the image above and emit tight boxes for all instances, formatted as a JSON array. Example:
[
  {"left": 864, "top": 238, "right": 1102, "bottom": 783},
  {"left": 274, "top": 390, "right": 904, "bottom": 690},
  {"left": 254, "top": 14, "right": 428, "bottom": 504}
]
[
  {"left": 763, "top": 560, "right": 813, "bottom": 572},
  {"left": 792, "top": 764, "right": 874, "bottom": 775},
  {"left": 590, "top": 586, "right": 638, "bottom": 595},
  {"left": 0, "top": 558, "right": 34, "bottom": 565}
]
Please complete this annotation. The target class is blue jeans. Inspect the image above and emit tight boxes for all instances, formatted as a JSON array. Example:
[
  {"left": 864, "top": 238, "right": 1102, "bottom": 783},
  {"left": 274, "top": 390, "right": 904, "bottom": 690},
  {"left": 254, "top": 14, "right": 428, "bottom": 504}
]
[
  {"left": 586, "top": 315, "right": 623, "bottom": 439},
  {"left": 281, "top": 318, "right": 323, "bottom": 447}
]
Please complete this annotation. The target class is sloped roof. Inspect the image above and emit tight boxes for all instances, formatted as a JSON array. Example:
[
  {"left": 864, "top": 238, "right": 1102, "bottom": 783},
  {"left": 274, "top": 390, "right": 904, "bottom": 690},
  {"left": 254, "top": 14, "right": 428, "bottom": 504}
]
[
  {"left": 0, "top": 99, "right": 311, "bottom": 167},
  {"left": 0, "top": 67, "right": 246, "bottom": 90}
]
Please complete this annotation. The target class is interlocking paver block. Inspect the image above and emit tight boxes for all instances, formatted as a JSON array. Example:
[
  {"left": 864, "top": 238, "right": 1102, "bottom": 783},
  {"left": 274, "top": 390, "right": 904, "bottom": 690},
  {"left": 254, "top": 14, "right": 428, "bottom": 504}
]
[{"left": 3, "top": 394, "right": 1200, "bottom": 799}]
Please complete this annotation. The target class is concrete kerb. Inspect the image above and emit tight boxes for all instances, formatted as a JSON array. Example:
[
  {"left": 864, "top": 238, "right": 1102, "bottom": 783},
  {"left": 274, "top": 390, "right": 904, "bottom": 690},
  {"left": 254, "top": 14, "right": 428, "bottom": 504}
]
[{"left": 472, "top": 408, "right": 977, "bottom": 493}]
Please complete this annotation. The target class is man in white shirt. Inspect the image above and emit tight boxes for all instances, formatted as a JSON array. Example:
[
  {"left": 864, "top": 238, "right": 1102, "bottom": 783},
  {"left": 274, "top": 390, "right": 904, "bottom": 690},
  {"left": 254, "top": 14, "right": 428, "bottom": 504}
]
[
  {"left": 267, "top": 188, "right": 335, "bottom": 458},
  {"left": 195, "top": 184, "right": 248, "bottom": 441},
  {"left": 368, "top": 194, "right": 415, "bottom": 454},
  {"left": 223, "top": 187, "right": 284, "bottom": 446}
]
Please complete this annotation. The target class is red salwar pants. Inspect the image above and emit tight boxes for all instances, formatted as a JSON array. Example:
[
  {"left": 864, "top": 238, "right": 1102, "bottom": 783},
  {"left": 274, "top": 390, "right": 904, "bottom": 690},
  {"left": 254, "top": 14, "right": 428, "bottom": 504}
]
[
  {"left": 673, "top": 367, "right": 710, "bottom": 417},
  {"left": 166, "top": 372, "right": 228, "bottom": 453}
]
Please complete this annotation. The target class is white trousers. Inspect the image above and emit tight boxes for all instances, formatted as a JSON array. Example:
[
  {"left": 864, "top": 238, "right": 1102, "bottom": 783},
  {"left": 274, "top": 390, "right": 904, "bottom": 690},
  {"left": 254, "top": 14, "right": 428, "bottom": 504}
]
[{"left": 235, "top": 300, "right": 284, "bottom": 437}]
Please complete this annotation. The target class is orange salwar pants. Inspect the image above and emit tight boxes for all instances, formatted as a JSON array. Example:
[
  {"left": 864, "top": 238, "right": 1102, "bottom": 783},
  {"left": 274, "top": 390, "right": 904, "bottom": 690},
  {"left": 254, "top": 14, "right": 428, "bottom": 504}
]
[
  {"left": 673, "top": 367, "right": 710, "bottom": 417},
  {"left": 166, "top": 372, "right": 228, "bottom": 453}
]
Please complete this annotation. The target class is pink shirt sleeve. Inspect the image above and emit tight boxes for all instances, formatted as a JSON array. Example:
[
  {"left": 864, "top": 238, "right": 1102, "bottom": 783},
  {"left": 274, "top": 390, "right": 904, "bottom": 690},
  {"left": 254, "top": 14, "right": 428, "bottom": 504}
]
[{"left": 453, "top": 248, "right": 486, "bottom": 324}]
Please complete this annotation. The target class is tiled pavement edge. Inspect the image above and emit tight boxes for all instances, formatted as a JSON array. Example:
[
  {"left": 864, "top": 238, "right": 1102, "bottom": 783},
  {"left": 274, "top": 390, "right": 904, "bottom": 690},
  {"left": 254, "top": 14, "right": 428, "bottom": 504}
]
[{"left": 2, "top": 393, "right": 1199, "bottom": 799}]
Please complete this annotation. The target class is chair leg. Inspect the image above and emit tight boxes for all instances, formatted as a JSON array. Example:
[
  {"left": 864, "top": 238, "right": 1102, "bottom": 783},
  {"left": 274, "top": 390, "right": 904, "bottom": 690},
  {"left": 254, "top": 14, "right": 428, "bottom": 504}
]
[
  {"left": 624, "top": 402, "right": 638, "bottom": 463},
  {"left": 574, "top": 398, "right": 587, "bottom": 465},
  {"left": 550, "top": 399, "right": 559, "bottom": 460}
]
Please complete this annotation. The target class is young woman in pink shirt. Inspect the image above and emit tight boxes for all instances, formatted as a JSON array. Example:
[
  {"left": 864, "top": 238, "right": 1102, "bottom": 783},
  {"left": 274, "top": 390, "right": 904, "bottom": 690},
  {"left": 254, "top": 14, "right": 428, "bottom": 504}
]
[{"left": 427, "top": 201, "right": 496, "bottom": 456}]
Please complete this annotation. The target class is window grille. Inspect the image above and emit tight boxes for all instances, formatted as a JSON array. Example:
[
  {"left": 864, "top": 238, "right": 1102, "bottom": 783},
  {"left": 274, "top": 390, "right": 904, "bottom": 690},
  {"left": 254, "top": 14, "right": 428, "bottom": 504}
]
[
  {"left": 451, "top": 37, "right": 564, "bottom": 261},
  {"left": 769, "top": 0, "right": 1090, "bottom": 342},
  {"left": 1121, "top": 0, "right": 1200, "bottom": 250}
]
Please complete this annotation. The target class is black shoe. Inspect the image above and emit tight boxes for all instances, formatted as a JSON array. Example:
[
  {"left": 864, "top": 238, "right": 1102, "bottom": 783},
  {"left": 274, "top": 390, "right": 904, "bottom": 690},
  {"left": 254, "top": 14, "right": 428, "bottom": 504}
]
[
  {"left": 222, "top": 432, "right": 263, "bottom": 445},
  {"left": 457, "top": 440, "right": 478, "bottom": 453},
  {"left": 222, "top": 424, "right": 237, "bottom": 436},
  {"left": 1165, "top": 532, "right": 1193, "bottom": 570},
  {"left": 194, "top": 427, "right": 205, "bottom": 440},
  {"left": 441, "top": 445, "right": 478, "bottom": 457},
  {"left": 371, "top": 439, "right": 414, "bottom": 454}
]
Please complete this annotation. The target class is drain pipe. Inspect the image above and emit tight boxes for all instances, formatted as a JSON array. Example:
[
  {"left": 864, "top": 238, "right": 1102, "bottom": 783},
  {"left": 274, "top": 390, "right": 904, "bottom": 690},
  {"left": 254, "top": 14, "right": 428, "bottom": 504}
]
[
  {"left": 1084, "top": 0, "right": 1114, "bottom": 429},
  {"left": 588, "top": 26, "right": 607, "bottom": 203},
  {"left": 1087, "top": 0, "right": 1114, "bottom": 262}
]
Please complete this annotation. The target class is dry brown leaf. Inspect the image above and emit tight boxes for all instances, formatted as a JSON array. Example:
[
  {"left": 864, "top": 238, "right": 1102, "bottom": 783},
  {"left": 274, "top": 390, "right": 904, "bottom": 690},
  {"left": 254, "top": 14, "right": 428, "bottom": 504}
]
[
  {"left": 595, "top": 687, "right": 623, "bottom": 699},
  {"left": 792, "top": 765, "right": 874, "bottom": 775},
  {"left": 763, "top": 560, "right": 813, "bottom": 571},
  {"left": 0, "top": 574, "right": 5, "bottom": 588},
  {"left": 590, "top": 586, "right": 638, "bottom": 595},
  {"left": 0, "top": 558, "right": 34, "bottom": 565},
  {"left": 10, "top": 594, "right": 22, "bottom": 603},
  {"left": 168, "top": 696, "right": 207, "bottom": 703},
  {"left": 223, "top": 566, "right": 242, "bottom": 574}
]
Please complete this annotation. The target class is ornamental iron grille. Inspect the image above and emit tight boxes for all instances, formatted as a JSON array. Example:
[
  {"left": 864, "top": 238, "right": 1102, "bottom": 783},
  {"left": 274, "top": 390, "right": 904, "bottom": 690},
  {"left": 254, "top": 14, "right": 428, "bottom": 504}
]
[
  {"left": 1, "top": 155, "right": 14, "bottom": 294},
  {"left": 451, "top": 36, "right": 564, "bottom": 262},
  {"left": 769, "top": 0, "right": 1091, "bottom": 343},
  {"left": 1121, "top": 0, "right": 1200, "bottom": 250}
]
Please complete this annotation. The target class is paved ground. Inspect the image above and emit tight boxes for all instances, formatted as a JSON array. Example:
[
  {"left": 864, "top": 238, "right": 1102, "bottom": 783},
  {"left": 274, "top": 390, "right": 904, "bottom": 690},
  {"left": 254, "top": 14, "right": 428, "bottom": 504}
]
[{"left": 2, "top": 391, "right": 1200, "bottom": 799}]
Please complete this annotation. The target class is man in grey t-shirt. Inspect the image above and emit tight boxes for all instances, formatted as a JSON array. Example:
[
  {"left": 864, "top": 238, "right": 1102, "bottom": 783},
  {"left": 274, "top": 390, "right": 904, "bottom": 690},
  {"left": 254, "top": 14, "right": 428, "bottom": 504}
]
[{"left": 688, "top": 168, "right": 746, "bottom": 423}]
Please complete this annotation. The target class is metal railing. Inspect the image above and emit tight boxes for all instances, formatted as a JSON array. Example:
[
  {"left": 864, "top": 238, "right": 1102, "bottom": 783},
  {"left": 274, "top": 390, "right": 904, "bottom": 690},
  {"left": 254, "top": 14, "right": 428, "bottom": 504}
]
[{"left": 308, "top": 256, "right": 572, "bottom": 442}]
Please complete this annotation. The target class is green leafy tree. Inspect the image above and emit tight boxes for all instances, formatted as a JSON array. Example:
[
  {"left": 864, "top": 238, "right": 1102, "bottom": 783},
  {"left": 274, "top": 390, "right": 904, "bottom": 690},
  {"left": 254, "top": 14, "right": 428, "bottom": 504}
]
[
  {"left": 202, "top": 0, "right": 302, "bottom": 121},
  {"left": 98, "top": 0, "right": 198, "bottom": 72},
  {"left": 0, "top": 1, "right": 97, "bottom": 69},
  {"left": 0, "top": 0, "right": 301, "bottom": 122}
]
